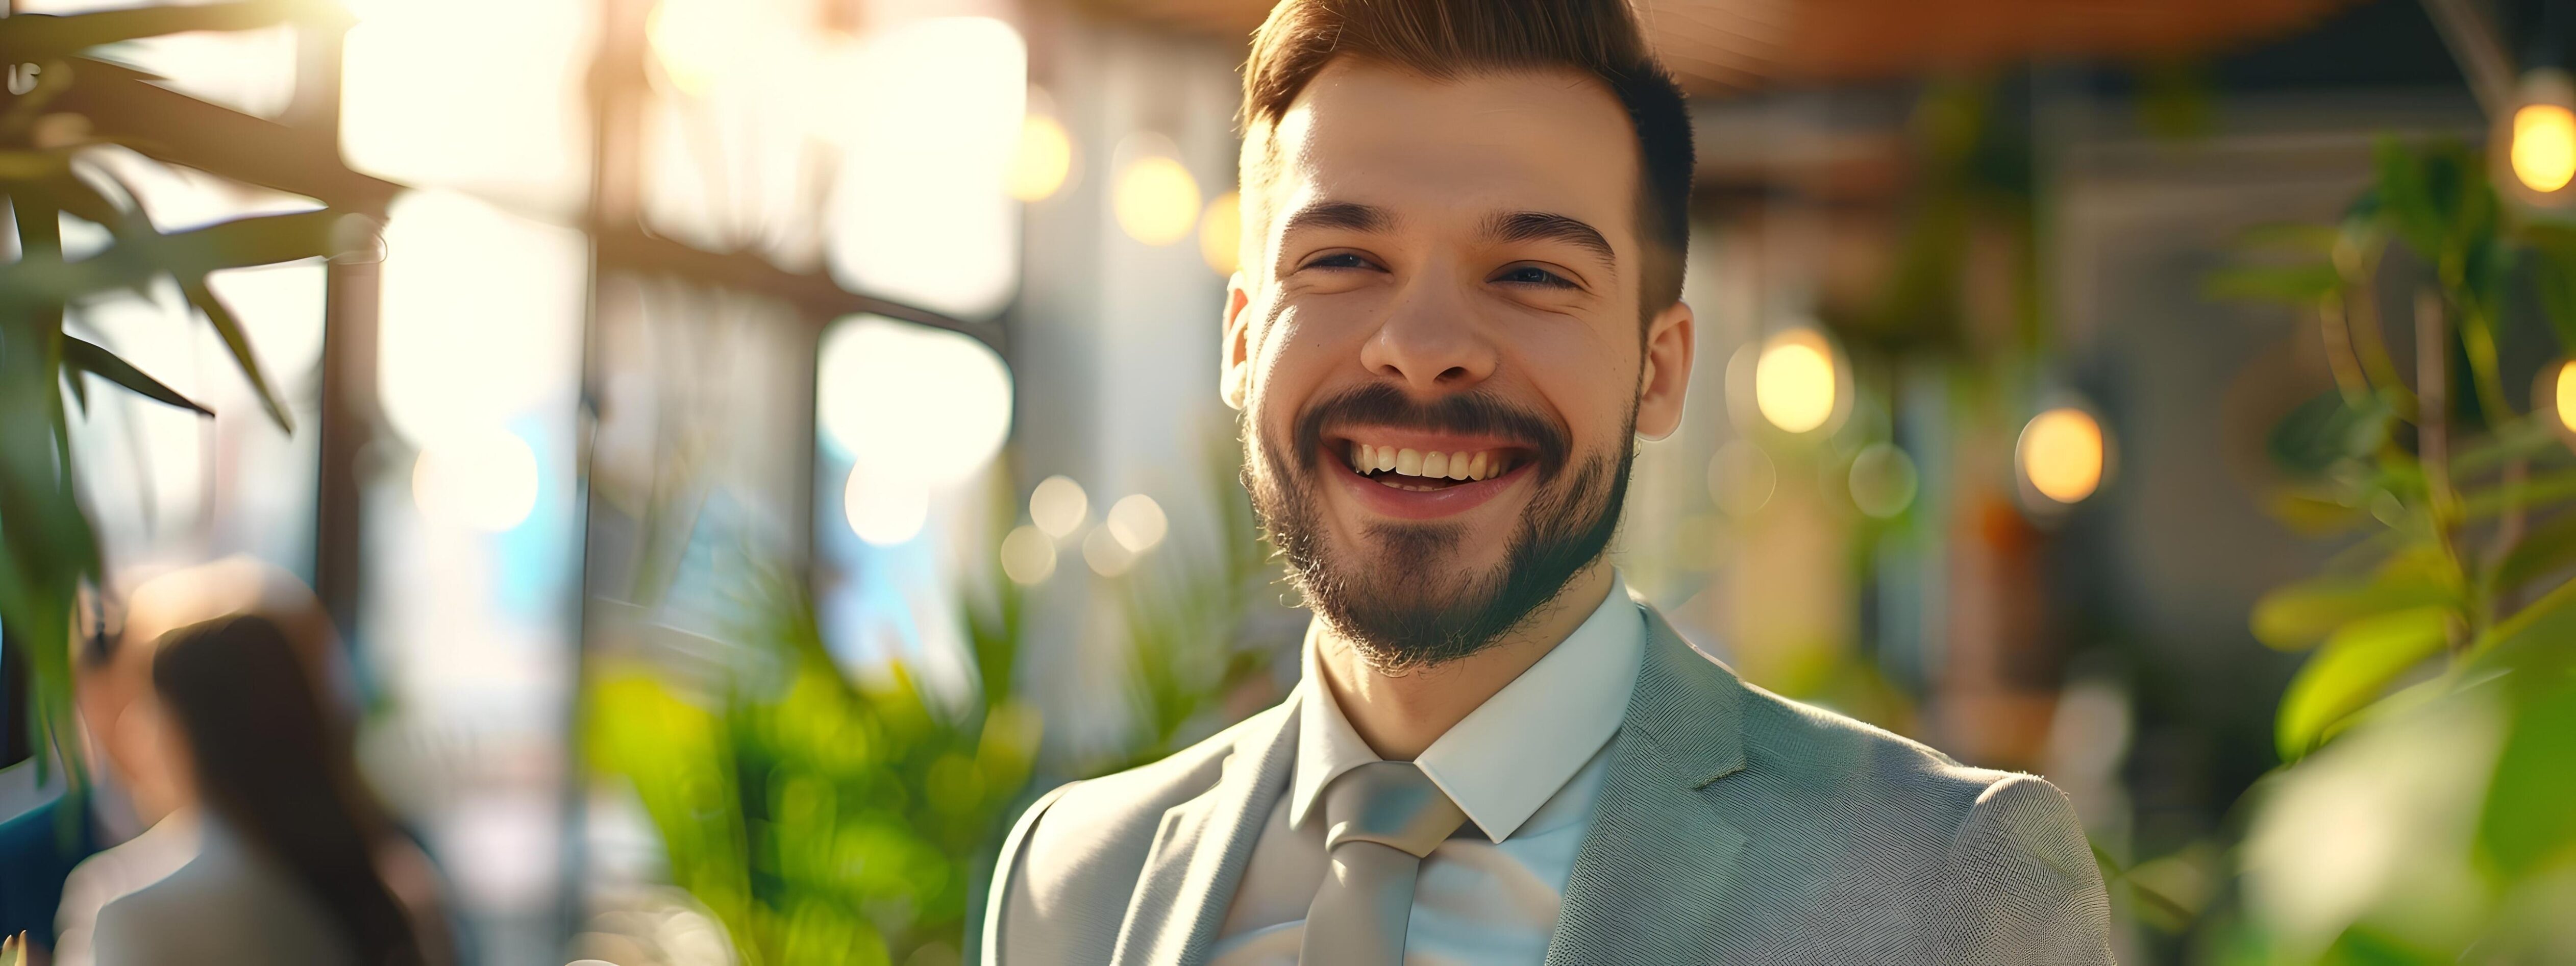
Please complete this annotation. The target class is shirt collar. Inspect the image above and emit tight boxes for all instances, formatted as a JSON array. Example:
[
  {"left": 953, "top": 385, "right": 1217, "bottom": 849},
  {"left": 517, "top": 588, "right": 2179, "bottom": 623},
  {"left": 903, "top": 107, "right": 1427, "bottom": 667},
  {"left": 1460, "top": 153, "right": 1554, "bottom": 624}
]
[{"left": 1288, "top": 576, "right": 1647, "bottom": 843}]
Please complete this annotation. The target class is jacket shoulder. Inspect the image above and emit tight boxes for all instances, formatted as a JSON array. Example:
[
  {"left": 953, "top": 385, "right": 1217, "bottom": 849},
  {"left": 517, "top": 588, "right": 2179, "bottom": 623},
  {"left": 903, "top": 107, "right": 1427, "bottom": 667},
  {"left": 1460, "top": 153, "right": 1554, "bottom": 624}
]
[
  {"left": 1713, "top": 676, "right": 2111, "bottom": 961},
  {"left": 1731, "top": 675, "right": 2019, "bottom": 816},
  {"left": 1022, "top": 701, "right": 1287, "bottom": 878},
  {"left": 983, "top": 701, "right": 1292, "bottom": 965}
]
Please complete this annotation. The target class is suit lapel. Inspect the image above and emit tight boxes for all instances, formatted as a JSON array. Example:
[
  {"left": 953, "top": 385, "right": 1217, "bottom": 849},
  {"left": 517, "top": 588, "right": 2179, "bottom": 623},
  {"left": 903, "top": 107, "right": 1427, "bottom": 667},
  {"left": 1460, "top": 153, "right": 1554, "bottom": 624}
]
[
  {"left": 1547, "top": 605, "right": 1751, "bottom": 964},
  {"left": 1109, "top": 693, "right": 1302, "bottom": 966}
]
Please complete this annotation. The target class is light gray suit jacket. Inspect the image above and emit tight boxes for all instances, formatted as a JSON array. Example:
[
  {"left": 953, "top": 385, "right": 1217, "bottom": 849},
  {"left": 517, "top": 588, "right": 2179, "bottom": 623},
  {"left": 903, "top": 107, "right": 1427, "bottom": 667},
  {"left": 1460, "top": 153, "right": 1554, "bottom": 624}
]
[{"left": 984, "top": 604, "right": 2116, "bottom": 964}]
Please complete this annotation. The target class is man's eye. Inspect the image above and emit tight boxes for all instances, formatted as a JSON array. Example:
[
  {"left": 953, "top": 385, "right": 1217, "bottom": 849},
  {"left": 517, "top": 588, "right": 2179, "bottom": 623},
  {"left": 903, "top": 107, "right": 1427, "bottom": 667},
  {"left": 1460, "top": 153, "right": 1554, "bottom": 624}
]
[
  {"left": 1497, "top": 265, "right": 1575, "bottom": 288},
  {"left": 1305, "top": 253, "right": 1373, "bottom": 270}
]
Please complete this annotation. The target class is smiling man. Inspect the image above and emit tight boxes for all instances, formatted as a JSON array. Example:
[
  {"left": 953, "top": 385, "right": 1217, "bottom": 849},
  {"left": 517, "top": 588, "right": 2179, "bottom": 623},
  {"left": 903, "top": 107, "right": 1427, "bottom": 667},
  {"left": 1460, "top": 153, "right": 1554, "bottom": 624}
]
[{"left": 981, "top": 1, "right": 2115, "bottom": 963}]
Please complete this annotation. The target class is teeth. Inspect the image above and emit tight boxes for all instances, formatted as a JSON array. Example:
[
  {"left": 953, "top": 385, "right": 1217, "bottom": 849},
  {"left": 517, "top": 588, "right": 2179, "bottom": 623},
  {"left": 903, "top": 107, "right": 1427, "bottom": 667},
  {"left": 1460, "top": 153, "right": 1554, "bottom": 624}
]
[{"left": 1344, "top": 444, "right": 1520, "bottom": 482}]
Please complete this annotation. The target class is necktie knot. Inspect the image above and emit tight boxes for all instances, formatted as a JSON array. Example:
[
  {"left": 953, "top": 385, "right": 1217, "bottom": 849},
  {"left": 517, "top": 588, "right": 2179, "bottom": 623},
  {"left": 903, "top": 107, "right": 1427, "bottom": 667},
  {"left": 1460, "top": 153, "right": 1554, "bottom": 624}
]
[{"left": 1321, "top": 760, "right": 1467, "bottom": 859}]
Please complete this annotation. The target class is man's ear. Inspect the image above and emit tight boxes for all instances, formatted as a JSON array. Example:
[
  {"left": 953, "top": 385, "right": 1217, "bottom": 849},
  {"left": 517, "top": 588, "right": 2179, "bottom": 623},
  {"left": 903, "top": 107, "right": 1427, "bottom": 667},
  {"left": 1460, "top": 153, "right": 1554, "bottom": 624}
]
[
  {"left": 1634, "top": 299, "right": 1695, "bottom": 440},
  {"left": 1220, "top": 271, "right": 1254, "bottom": 410}
]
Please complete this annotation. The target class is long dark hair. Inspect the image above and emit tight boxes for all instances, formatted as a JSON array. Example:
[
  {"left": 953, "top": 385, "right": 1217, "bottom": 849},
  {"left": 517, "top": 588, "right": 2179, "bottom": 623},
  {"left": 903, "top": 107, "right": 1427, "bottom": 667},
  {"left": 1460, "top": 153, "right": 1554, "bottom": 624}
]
[{"left": 153, "top": 614, "right": 423, "bottom": 965}]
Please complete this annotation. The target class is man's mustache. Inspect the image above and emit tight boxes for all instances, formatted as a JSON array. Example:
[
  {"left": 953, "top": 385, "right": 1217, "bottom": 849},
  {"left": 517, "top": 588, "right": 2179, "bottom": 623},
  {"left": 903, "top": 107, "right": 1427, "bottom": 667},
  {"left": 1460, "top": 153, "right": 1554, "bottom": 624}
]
[{"left": 1289, "top": 382, "right": 1571, "bottom": 477}]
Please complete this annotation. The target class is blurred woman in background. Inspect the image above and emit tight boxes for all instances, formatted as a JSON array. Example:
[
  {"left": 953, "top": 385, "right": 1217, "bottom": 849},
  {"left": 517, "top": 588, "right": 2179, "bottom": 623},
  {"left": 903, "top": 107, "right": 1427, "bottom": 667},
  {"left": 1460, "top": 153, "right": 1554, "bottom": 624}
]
[{"left": 90, "top": 612, "right": 453, "bottom": 965}]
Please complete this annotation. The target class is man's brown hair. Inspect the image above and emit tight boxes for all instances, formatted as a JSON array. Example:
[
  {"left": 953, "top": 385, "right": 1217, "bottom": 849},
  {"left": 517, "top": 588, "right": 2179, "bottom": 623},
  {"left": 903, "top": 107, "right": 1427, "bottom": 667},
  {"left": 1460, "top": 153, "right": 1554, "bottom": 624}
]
[{"left": 1236, "top": 0, "right": 1695, "bottom": 309}]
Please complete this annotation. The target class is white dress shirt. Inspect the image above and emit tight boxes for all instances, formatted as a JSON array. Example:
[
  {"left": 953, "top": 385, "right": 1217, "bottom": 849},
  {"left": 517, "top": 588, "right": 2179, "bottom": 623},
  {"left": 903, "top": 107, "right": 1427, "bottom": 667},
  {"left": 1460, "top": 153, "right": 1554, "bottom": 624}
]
[{"left": 1208, "top": 578, "right": 1647, "bottom": 965}]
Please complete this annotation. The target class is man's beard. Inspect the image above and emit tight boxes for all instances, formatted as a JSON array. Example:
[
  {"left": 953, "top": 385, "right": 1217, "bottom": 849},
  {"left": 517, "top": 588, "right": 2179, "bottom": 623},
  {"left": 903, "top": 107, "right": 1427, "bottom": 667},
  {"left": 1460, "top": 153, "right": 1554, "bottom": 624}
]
[{"left": 1242, "top": 383, "right": 1634, "bottom": 673}]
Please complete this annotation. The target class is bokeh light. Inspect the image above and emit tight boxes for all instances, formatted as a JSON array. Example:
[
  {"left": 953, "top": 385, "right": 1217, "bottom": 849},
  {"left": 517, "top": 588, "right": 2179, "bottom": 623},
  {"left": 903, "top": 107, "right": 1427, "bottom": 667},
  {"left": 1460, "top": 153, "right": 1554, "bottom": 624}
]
[
  {"left": 2512, "top": 103, "right": 2576, "bottom": 194},
  {"left": 412, "top": 430, "right": 541, "bottom": 532},
  {"left": 1007, "top": 109, "right": 1074, "bottom": 203},
  {"left": 1199, "top": 191, "right": 1242, "bottom": 276},
  {"left": 1105, "top": 494, "right": 1169, "bottom": 553},
  {"left": 1030, "top": 475, "right": 1088, "bottom": 538},
  {"left": 1082, "top": 525, "right": 1135, "bottom": 577},
  {"left": 827, "top": 17, "right": 1027, "bottom": 318},
  {"left": 377, "top": 190, "right": 586, "bottom": 450},
  {"left": 1848, "top": 443, "right": 1920, "bottom": 519},
  {"left": 816, "top": 316, "right": 1013, "bottom": 485},
  {"left": 1707, "top": 439, "right": 1777, "bottom": 517},
  {"left": 1754, "top": 329, "right": 1838, "bottom": 434},
  {"left": 2019, "top": 407, "right": 2108, "bottom": 505},
  {"left": 999, "top": 525, "right": 1056, "bottom": 584},
  {"left": 1113, "top": 139, "right": 1200, "bottom": 246},
  {"left": 844, "top": 471, "right": 927, "bottom": 546}
]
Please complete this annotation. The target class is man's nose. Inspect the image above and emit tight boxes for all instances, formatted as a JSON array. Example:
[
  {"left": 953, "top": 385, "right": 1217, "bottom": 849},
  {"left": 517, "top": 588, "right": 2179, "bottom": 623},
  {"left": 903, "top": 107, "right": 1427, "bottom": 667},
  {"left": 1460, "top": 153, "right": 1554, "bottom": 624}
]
[{"left": 1357, "top": 273, "right": 1498, "bottom": 393}]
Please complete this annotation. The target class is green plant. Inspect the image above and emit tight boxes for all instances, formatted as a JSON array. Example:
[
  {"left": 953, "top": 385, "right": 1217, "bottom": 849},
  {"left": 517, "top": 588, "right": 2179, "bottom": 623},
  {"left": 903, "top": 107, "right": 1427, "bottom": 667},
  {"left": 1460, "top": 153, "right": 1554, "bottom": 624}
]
[
  {"left": 2211, "top": 137, "right": 2576, "bottom": 760},
  {"left": 587, "top": 567, "right": 1038, "bottom": 966},
  {"left": 0, "top": 0, "right": 346, "bottom": 789},
  {"left": 2197, "top": 137, "right": 2576, "bottom": 963},
  {"left": 588, "top": 438, "right": 1288, "bottom": 964}
]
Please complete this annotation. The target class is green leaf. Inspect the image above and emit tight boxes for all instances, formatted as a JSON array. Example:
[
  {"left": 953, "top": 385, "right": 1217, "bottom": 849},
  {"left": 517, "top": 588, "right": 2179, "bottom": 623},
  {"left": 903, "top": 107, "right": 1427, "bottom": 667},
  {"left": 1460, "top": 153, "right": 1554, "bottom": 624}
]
[
  {"left": 2373, "top": 137, "right": 2445, "bottom": 257},
  {"left": 0, "top": 1, "right": 323, "bottom": 62},
  {"left": 2468, "top": 577, "right": 2576, "bottom": 675},
  {"left": 61, "top": 336, "right": 210, "bottom": 416},
  {"left": 2267, "top": 391, "right": 2392, "bottom": 479},
  {"left": 2450, "top": 415, "right": 2562, "bottom": 480},
  {"left": 59, "top": 365, "right": 87, "bottom": 416},
  {"left": 0, "top": 209, "right": 339, "bottom": 307},
  {"left": 177, "top": 278, "right": 289, "bottom": 431},
  {"left": 2477, "top": 680, "right": 2576, "bottom": 878},
  {"left": 2264, "top": 489, "right": 2374, "bottom": 535},
  {"left": 2276, "top": 606, "right": 2451, "bottom": 760},
  {"left": 0, "top": 309, "right": 98, "bottom": 795},
  {"left": 2201, "top": 263, "right": 2341, "bottom": 304},
  {"left": 2461, "top": 469, "right": 2576, "bottom": 522},
  {"left": 2252, "top": 569, "right": 2455, "bottom": 651}
]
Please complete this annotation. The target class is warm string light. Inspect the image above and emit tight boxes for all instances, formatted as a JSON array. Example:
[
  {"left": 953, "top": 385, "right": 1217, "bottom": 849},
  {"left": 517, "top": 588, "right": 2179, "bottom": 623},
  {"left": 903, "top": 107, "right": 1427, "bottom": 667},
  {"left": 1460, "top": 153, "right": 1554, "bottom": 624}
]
[
  {"left": 1200, "top": 191, "right": 1243, "bottom": 275},
  {"left": 2512, "top": 103, "right": 2576, "bottom": 193},
  {"left": 2019, "top": 407, "right": 2108, "bottom": 505},
  {"left": 1114, "top": 134, "right": 1201, "bottom": 245},
  {"left": 1753, "top": 329, "right": 1838, "bottom": 435},
  {"left": 2504, "top": 68, "right": 2576, "bottom": 202},
  {"left": 1007, "top": 107, "right": 1073, "bottom": 202}
]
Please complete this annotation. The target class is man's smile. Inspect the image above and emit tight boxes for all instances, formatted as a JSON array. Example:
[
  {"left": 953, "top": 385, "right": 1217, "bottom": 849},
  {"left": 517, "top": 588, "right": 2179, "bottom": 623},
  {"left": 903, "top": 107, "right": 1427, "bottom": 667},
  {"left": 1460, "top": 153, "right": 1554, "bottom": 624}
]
[{"left": 1319, "top": 427, "right": 1538, "bottom": 519}]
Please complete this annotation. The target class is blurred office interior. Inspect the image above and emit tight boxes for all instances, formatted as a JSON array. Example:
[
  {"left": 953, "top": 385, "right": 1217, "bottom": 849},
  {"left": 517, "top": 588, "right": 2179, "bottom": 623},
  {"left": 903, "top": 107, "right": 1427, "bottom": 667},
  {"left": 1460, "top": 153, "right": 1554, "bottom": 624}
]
[{"left": 1, "top": 0, "right": 2573, "bottom": 963}]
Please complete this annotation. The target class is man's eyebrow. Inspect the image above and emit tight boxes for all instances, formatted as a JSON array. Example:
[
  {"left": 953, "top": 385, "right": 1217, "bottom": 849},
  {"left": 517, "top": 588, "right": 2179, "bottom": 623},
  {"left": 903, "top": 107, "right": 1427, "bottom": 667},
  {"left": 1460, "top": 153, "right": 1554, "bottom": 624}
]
[
  {"left": 1280, "top": 200, "right": 1394, "bottom": 235},
  {"left": 1481, "top": 211, "right": 1617, "bottom": 273}
]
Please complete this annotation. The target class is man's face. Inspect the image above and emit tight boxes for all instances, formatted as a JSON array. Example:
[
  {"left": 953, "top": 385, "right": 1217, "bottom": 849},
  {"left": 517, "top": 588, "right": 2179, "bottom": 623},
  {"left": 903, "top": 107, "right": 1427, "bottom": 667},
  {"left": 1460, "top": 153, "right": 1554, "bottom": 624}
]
[{"left": 1222, "top": 60, "right": 1695, "bottom": 671}]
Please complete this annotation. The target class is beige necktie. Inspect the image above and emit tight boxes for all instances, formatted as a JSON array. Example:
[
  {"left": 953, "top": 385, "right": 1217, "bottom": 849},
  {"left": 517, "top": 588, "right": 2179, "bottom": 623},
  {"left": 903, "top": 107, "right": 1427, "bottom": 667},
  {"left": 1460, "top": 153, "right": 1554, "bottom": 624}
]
[{"left": 1300, "top": 760, "right": 1468, "bottom": 965}]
